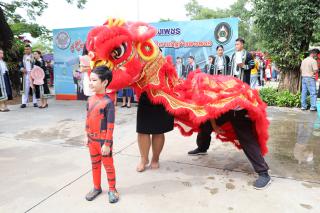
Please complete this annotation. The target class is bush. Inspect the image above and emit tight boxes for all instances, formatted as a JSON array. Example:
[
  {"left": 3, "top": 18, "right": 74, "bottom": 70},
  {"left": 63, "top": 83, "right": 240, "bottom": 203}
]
[
  {"left": 259, "top": 87, "right": 278, "bottom": 106},
  {"left": 259, "top": 87, "right": 306, "bottom": 108}
]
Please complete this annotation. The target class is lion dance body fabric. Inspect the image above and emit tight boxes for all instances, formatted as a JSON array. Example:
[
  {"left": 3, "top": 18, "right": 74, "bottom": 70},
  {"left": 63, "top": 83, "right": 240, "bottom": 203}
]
[{"left": 85, "top": 18, "right": 269, "bottom": 155}]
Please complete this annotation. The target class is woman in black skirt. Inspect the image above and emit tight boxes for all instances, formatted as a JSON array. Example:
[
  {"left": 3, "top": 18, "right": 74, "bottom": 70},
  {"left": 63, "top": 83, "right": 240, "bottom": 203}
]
[
  {"left": 34, "top": 51, "right": 50, "bottom": 108},
  {"left": 136, "top": 92, "right": 174, "bottom": 172}
]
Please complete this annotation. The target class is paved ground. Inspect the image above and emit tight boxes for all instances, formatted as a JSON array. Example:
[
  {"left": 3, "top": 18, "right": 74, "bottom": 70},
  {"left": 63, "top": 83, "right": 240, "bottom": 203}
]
[{"left": 0, "top": 99, "right": 320, "bottom": 213}]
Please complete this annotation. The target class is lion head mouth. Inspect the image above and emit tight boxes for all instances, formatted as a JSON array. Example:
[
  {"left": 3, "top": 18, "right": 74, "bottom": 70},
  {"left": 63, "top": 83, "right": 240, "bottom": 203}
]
[{"left": 86, "top": 18, "right": 161, "bottom": 90}]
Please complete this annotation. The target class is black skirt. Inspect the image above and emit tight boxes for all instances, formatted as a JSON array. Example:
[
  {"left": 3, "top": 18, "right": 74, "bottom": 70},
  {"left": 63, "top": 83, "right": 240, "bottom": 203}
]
[
  {"left": 34, "top": 79, "right": 50, "bottom": 99},
  {"left": 0, "top": 72, "right": 12, "bottom": 100},
  {"left": 136, "top": 92, "right": 174, "bottom": 134}
]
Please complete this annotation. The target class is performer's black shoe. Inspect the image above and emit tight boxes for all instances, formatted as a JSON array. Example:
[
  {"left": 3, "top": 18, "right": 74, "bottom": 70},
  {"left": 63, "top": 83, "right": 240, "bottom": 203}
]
[
  {"left": 20, "top": 104, "right": 26, "bottom": 108},
  {"left": 254, "top": 173, "right": 271, "bottom": 190},
  {"left": 33, "top": 103, "right": 38, "bottom": 107},
  {"left": 188, "top": 148, "right": 208, "bottom": 156},
  {"left": 85, "top": 188, "right": 102, "bottom": 201}
]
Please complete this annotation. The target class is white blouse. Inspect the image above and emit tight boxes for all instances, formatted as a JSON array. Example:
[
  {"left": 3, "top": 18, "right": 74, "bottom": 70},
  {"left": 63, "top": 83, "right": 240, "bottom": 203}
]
[{"left": 0, "top": 60, "right": 8, "bottom": 75}]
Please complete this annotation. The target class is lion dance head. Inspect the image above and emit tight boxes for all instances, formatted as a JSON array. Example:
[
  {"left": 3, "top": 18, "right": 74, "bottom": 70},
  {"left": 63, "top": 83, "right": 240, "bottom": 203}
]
[{"left": 86, "top": 18, "right": 161, "bottom": 91}]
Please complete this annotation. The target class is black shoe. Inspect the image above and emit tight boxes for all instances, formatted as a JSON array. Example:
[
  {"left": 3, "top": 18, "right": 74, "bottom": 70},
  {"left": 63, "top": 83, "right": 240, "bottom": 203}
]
[
  {"left": 20, "top": 104, "right": 26, "bottom": 108},
  {"left": 85, "top": 188, "right": 102, "bottom": 201},
  {"left": 39, "top": 104, "right": 48, "bottom": 109},
  {"left": 33, "top": 103, "right": 38, "bottom": 107},
  {"left": 254, "top": 173, "right": 271, "bottom": 190},
  {"left": 188, "top": 148, "right": 208, "bottom": 156}
]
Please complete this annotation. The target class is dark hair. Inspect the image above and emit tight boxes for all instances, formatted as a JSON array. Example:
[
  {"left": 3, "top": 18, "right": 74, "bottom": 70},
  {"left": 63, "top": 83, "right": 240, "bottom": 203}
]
[
  {"left": 25, "top": 44, "right": 32, "bottom": 49},
  {"left": 310, "top": 49, "right": 319, "bottom": 55},
  {"left": 176, "top": 56, "right": 182, "bottom": 60},
  {"left": 0, "top": 47, "right": 3, "bottom": 52},
  {"left": 208, "top": 55, "right": 214, "bottom": 60},
  {"left": 82, "top": 42, "right": 88, "bottom": 56},
  {"left": 235, "top": 37, "right": 245, "bottom": 44},
  {"left": 91, "top": 65, "right": 113, "bottom": 87},
  {"left": 216, "top": 45, "right": 224, "bottom": 50},
  {"left": 34, "top": 50, "right": 42, "bottom": 56},
  {"left": 188, "top": 56, "right": 195, "bottom": 60}
]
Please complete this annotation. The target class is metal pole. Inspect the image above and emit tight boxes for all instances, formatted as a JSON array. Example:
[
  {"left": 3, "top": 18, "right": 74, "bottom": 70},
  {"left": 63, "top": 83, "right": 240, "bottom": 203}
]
[{"left": 137, "top": 0, "right": 140, "bottom": 21}]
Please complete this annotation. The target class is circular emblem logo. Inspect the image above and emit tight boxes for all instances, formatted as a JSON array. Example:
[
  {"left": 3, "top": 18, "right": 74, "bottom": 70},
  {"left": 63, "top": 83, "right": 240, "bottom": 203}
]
[
  {"left": 55, "top": 31, "right": 71, "bottom": 49},
  {"left": 214, "top": 22, "right": 232, "bottom": 44}
]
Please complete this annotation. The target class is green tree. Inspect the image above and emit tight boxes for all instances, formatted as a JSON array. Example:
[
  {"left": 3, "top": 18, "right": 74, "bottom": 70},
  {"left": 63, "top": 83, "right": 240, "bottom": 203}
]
[
  {"left": 32, "top": 37, "right": 53, "bottom": 54},
  {"left": 0, "top": 0, "right": 87, "bottom": 96},
  {"left": 0, "top": 0, "right": 87, "bottom": 50},
  {"left": 185, "top": 0, "right": 259, "bottom": 50},
  {"left": 254, "top": 0, "right": 320, "bottom": 93},
  {"left": 311, "top": 18, "right": 320, "bottom": 46}
]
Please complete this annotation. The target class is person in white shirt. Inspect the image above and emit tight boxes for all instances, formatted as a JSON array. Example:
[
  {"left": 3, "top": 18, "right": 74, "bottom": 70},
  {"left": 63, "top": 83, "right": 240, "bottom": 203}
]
[
  {"left": 229, "top": 38, "right": 255, "bottom": 85},
  {"left": 0, "top": 48, "right": 12, "bottom": 112},
  {"left": 20, "top": 45, "right": 37, "bottom": 108}
]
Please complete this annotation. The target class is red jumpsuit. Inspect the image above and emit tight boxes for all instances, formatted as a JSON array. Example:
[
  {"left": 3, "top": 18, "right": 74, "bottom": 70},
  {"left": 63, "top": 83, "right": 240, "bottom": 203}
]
[{"left": 86, "top": 93, "right": 116, "bottom": 191}]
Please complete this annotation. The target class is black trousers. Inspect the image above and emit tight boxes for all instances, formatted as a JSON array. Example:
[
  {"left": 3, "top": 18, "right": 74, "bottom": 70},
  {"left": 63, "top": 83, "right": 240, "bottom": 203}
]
[{"left": 196, "top": 110, "right": 269, "bottom": 174}]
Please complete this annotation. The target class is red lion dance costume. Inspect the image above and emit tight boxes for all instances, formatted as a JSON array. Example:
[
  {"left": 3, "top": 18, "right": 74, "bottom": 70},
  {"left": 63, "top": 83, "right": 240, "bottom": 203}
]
[{"left": 86, "top": 18, "right": 269, "bottom": 156}]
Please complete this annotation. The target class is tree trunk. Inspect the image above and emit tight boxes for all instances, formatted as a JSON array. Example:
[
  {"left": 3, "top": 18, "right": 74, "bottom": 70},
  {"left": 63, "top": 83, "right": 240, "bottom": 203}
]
[
  {"left": 0, "top": 7, "right": 13, "bottom": 50},
  {"left": 277, "top": 68, "right": 301, "bottom": 94}
]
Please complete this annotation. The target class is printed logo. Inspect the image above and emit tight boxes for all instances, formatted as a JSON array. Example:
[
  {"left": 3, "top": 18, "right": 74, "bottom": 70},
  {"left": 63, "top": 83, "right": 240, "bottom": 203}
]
[
  {"left": 55, "top": 31, "right": 71, "bottom": 49},
  {"left": 214, "top": 22, "right": 232, "bottom": 44}
]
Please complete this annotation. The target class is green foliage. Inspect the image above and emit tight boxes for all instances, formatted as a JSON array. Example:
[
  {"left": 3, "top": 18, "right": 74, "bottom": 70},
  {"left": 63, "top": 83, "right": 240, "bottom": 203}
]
[
  {"left": 0, "top": 0, "right": 87, "bottom": 41},
  {"left": 0, "top": 0, "right": 48, "bottom": 22},
  {"left": 253, "top": 0, "right": 320, "bottom": 73},
  {"left": 259, "top": 87, "right": 278, "bottom": 106},
  {"left": 0, "top": 0, "right": 86, "bottom": 22},
  {"left": 9, "top": 21, "right": 50, "bottom": 39},
  {"left": 159, "top": 18, "right": 173, "bottom": 22},
  {"left": 32, "top": 37, "right": 53, "bottom": 54},
  {"left": 0, "top": 0, "right": 87, "bottom": 95},
  {"left": 311, "top": 18, "right": 320, "bottom": 46},
  {"left": 274, "top": 90, "right": 301, "bottom": 108},
  {"left": 259, "top": 87, "right": 305, "bottom": 108},
  {"left": 65, "top": 0, "right": 87, "bottom": 9},
  {"left": 185, "top": 0, "right": 230, "bottom": 19}
]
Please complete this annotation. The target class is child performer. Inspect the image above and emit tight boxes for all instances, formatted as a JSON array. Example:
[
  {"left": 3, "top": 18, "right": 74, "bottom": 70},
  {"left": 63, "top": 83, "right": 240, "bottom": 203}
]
[{"left": 85, "top": 65, "right": 119, "bottom": 203}]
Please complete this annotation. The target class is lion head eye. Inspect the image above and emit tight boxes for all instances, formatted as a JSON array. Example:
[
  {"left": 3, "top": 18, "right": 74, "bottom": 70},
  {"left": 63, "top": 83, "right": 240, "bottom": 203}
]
[{"left": 111, "top": 43, "right": 127, "bottom": 60}]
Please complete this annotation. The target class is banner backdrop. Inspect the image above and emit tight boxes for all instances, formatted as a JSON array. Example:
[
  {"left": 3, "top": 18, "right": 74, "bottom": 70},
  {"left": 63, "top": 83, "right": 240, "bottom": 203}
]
[{"left": 53, "top": 18, "right": 238, "bottom": 100}]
